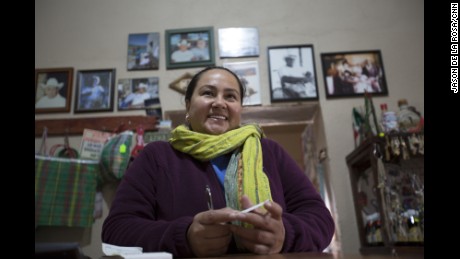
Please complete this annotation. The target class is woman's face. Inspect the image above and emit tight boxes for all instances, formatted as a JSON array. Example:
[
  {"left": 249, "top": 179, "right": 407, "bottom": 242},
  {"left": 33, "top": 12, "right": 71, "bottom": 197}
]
[{"left": 186, "top": 69, "right": 242, "bottom": 135}]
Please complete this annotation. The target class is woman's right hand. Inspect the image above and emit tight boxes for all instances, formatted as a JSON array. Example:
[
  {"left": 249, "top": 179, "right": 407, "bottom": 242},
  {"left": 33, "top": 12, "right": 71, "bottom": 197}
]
[{"left": 187, "top": 208, "right": 238, "bottom": 257}]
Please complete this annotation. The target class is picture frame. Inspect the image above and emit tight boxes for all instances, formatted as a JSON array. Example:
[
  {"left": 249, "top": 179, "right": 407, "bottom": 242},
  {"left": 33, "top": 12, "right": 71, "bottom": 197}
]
[
  {"left": 165, "top": 27, "right": 215, "bottom": 69},
  {"left": 74, "top": 69, "right": 115, "bottom": 113},
  {"left": 218, "top": 27, "right": 259, "bottom": 58},
  {"left": 117, "top": 77, "right": 160, "bottom": 111},
  {"left": 35, "top": 67, "right": 73, "bottom": 114},
  {"left": 268, "top": 45, "right": 319, "bottom": 103},
  {"left": 127, "top": 32, "right": 160, "bottom": 71},
  {"left": 320, "top": 50, "right": 388, "bottom": 99},
  {"left": 169, "top": 72, "right": 194, "bottom": 95},
  {"left": 223, "top": 61, "right": 261, "bottom": 106}
]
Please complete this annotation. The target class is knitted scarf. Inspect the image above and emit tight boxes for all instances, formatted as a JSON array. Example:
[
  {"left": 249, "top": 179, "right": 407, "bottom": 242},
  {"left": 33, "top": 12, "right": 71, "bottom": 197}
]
[{"left": 169, "top": 124, "right": 272, "bottom": 217}]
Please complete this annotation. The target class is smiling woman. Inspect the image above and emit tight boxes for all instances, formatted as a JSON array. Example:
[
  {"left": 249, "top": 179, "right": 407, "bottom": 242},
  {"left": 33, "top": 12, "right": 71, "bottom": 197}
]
[
  {"left": 102, "top": 66, "right": 334, "bottom": 258},
  {"left": 183, "top": 66, "right": 244, "bottom": 135}
]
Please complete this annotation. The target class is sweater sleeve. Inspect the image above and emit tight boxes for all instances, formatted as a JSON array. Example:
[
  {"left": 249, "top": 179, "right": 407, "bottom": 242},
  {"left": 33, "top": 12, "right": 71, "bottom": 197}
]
[
  {"left": 261, "top": 138, "right": 335, "bottom": 252},
  {"left": 101, "top": 142, "right": 196, "bottom": 258}
]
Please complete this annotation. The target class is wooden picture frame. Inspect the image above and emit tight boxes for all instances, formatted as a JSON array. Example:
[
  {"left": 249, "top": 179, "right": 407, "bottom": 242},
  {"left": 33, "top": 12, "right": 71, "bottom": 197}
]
[
  {"left": 223, "top": 60, "right": 262, "bottom": 106},
  {"left": 268, "top": 45, "right": 319, "bottom": 103},
  {"left": 117, "top": 77, "right": 160, "bottom": 111},
  {"left": 218, "top": 27, "right": 259, "bottom": 58},
  {"left": 165, "top": 27, "right": 215, "bottom": 69},
  {"left": 127, "top": 32, "right": 160, "bottom": 71},
  {"left": 320, "top": 50, "right": 388, "bottom": 99},
  {"left": 35, "top": 67, "right": 73, "bottom": 114},
  {"left": 169, "top": 72, "right": 194, "bottom": 95},
  {"left": 74, "top": 69, "right": 115, "bottom": 113}
]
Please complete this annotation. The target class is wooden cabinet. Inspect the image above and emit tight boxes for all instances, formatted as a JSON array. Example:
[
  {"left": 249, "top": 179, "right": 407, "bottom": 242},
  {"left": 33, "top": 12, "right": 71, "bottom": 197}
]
[{"left": 346, "top": 133, "right": 424, "bottom": 256}]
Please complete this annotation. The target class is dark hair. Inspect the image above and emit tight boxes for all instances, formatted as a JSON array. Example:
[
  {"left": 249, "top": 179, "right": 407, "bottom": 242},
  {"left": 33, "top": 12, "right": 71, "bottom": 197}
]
[{"left": 185, "top": 66, "right": 246, "bottom": 104}]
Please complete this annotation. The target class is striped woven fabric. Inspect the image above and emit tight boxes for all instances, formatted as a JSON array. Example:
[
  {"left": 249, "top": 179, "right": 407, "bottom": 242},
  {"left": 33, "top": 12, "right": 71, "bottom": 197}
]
[
  {"left": 99, "top": 131, "right": 133, "bottom": 183},
  {"left": 35, "top": 155, "right": 99, "bottom": 228}
]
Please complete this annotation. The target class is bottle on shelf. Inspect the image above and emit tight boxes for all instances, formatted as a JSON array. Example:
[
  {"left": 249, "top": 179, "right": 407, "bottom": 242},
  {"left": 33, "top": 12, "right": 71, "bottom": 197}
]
[
  {"left": 397, "top": 99, "right": 422, "bottom": 133},
  {"left": 380, "top": 103, "right": 398, "bottom": 134}
]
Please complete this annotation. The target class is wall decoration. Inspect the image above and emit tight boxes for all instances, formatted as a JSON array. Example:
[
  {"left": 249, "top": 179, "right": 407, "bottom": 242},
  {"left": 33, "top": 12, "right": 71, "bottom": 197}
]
[
  {"left": 320, "top": 50, "right": 388, "bottom": 99},
  {"left": 117, "top": 77, "right": 160, "bottom": 111},
  {"left": 35, "top": 67, "right": 73, "bottom": 114},
  {"left": 127, "top": 32, "right": 160, "bottom": 71},
  {"left": 268, "top": 45, "right": 319, "bottom": 103},
  {"left": 218, "top": 27, "right": 259, "bottom": 58},
  {"left": 165, "top": 27, "right": 215, "bottom": 69},
  {"left": 223, "top": 61, "right": 262, "bottom": 106},
  {"left": 144, "top": 98, "right": 162, "bottom": 120},
  {"left": 74, "top": 69, "right": 115, "bottom": 113},
  {"left": 169, "top": 72, "right": 194, "bottom": 95}
]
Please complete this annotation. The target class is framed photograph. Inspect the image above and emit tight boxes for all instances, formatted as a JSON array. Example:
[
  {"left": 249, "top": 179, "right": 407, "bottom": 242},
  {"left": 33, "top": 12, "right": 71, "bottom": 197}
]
[
  {"left": 268, "top": 45, "right": 319, "bottom": 103},
  {"left": 320, "top": 50, "right": 388, "bottom": 98},
  {"left": 223, "top": 61, "right": 261, "bottom": 106},
  {"left": 165, "top": 27, "right": 215, "bottom": 69},
  {"left": 218, "top": 27, "right": 259, "bottom": 58},
  {"left": 144, "top": 98, "right": 162, "bottom": 120},
  {"left": 74, "top": 69, "right": 115, "bottom": 113},
  {"left": 118, "top": 77, "right": 160, "bottom": 111},
  {"left": 169, "top": 72, "right": 194, "bottom": 95},
  {"left": 35, "top": 67, "right": 73, "bottom": 114},
  {"left": 268, "top": 45, "right": 319, "bottom": 102},
  {"left": 127, "top": 32, "right": 160, "bottom": 71}
]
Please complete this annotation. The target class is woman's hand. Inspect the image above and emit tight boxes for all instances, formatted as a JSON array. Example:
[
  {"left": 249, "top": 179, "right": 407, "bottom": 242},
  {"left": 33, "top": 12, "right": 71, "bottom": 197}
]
[
  {"left": 230, "top": 195, "right": 285, "bottom": 255},
  {"left": 187, "top": 207, "right": 237, "bottom": 257}
]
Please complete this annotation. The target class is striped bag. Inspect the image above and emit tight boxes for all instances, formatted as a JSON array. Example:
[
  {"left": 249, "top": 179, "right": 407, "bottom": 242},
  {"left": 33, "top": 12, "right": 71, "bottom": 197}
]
[
  {"left": 99, "top": 130, "right": 133, "bottom": 183},
  {"left": 35, "top": 155, "right": 99, "bottom": 228}
]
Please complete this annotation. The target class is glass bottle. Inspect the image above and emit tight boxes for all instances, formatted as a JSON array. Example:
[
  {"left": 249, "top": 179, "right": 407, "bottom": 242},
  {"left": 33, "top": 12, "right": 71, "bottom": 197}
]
[{"left": 397, "top": 99, "right": 421, "bottom": 133}]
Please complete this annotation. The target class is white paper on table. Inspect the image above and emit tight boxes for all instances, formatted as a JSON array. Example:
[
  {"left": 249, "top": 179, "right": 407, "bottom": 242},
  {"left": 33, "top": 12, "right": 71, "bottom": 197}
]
[
  {"left": 102, "top": 243, "right": 143, "bottom": 256},
  {"left": 102, "top": 243, "right": 172, "bottom": 259}
]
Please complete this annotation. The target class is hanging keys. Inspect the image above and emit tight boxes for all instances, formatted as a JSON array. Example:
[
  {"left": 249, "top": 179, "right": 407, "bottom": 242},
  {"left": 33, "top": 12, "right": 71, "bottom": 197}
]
[
  {"left": 385, "top": 135, "right": 391, "bottom": 161},
  {"left": 391, "top": 137, "right": 400, "bottom": 157},
  {"left": 408, "top": 134, "right": 419, "bottom": 155},
  {"left": 400, "top": 136, "right": 410, "bottom": 160},
  {"left": 418, "top": 134, "right": 424, "bottom": 155}
]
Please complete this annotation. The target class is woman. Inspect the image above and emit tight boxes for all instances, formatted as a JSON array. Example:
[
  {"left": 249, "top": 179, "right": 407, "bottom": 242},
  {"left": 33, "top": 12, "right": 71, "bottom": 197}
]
[{"left": 102, "top": 66, "right": 334, "bottom": 258}]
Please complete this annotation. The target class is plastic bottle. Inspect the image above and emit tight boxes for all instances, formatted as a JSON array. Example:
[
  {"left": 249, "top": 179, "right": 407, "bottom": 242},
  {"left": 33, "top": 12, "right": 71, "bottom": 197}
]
[
  {"left": 380, "top": 103, "right": 398, "bottom": 133},
  {"left": 397, "top": 99, "right": 421, "bottom": 133}
]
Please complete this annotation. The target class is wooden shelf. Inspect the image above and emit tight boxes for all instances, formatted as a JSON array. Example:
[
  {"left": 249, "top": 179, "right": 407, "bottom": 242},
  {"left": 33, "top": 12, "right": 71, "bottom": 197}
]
[
  {"left": 165, "top": 103, "right": 319, "bottom": 128},
  {"left": 35, "top": 116, "right": 158, "bottom": 137}
]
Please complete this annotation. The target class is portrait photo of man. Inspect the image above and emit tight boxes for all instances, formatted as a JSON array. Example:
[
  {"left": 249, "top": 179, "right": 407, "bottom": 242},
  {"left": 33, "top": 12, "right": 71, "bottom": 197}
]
[{"left": 35, "top": 68, "right": 73, "bottom": 113}]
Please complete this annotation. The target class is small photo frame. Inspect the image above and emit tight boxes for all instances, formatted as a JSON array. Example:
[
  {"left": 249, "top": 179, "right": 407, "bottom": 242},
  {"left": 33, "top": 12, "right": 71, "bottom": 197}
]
[
  {"left": 165, "top": 27, "right": 215, "bottom": 69},
  {"left": 268, "top": 45, "right": 319, "bottom": 103},
  {"left": 218, "top": 27, "right": 259, "bottom": 58},
  {"left": 127, "top": 32, "right": 160, "bottom": 71},
  {"left": 223, "top": 61, "right": 261, "bottom": 106},
  {"left": 169, "top": 72, "right": 194, "bottom": 95},
  {"left": 320, "top": 50, "right": 388, "bottom": 99},
  {"left": 117, "top": 77, "right": 160, "bottom": 111},
  {"left": 74, "top": 69, "right": 115, "bottom": 113},
  {"left": 35, "top": 67, "right": 73, "bottom": 113},
  {"left": 144, "top": 98, "right": 162, "bottom": 120}
]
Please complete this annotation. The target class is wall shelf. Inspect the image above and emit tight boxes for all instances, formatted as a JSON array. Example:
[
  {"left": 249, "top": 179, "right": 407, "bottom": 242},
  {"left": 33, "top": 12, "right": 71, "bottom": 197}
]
[
  {"left": 35, "top": 116, "right": 158, "bottom": 137},
  {"left": 164, "top": 103, "right": 319, "bottom": 128}
]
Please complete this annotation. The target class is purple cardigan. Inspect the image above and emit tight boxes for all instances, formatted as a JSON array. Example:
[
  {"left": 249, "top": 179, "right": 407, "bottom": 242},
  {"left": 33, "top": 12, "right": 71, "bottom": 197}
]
[{"left": 102, "top": 138, "right": 334, "bottom": 258}]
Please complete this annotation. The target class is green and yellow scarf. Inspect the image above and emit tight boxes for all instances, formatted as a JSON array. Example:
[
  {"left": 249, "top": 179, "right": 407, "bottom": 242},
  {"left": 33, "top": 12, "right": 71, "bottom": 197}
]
[{"left": 169, "top": 123, "right": 272, "bottom": 217}]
